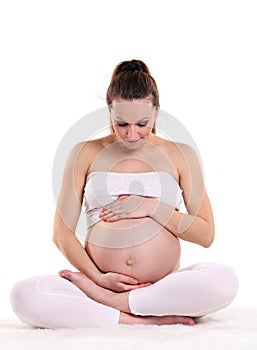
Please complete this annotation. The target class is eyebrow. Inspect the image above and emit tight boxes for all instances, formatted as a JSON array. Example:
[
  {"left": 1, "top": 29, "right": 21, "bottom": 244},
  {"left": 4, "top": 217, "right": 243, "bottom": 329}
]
[{"left": 113, "top": 117, "right": 150, "bottom": 122}]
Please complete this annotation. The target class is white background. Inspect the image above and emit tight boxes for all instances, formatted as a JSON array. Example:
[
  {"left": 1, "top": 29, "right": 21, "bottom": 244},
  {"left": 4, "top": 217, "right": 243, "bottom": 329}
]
[{"left": 0, "top": 0, "right": 256, "bottom": 317}]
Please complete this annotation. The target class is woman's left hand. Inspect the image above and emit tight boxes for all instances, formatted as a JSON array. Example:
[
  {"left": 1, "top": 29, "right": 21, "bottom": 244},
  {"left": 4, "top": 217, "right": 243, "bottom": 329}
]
[{"left": 99, "top": 195, "right": 158, "bottom": 222}]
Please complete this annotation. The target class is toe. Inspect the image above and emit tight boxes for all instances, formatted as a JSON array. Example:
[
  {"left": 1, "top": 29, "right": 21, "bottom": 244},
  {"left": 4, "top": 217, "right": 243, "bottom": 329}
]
[
  {"left": 183, "top": 317, "right": 195, "bottom": 326},
  {"left": 59, "top": 270, "right": 72, "bottom": 280}
]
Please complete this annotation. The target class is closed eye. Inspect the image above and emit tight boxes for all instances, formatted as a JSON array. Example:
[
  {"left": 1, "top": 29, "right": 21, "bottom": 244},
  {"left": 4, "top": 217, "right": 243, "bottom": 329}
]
[
  {"left": 117, "top": 122, "right": 148, "bottom": 127},
  {"left": 137, "top": 122, "right": 148, "bottom": 127}
]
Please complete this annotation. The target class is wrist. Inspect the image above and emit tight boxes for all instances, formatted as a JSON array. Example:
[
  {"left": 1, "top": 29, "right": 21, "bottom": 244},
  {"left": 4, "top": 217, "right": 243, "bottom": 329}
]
[
  {"left": 150, "top": 199, "right": 176, "bottom": 222},
  {"left": 83, "top": 267, "right": 102, "bottom": 284},
  {"left": 91, "top": 271, "right": 104, "bottom": 285},
  {"left": 148, "top": 197, "right": 159, "bottom": 217}
]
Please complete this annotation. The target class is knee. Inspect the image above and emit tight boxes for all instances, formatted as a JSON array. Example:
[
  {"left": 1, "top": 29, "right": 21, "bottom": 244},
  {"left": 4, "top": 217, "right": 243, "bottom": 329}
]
[
  {"left": 10, "top": 276, "right": 40, "bottom": 326},
  {"left": 10, "top": 278, "right": 31, "bottom": 319},
  {"left": 212, "top": 264, "right": 239, "bottom": 306}
]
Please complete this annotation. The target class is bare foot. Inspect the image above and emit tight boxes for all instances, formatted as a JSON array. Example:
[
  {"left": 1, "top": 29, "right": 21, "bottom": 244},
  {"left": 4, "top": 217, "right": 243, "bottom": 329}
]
[
  {"left": 59, "top": 269, "right": 132, "bottom": 312},
  {"left": 119, "top": 312, "right": 195, "bottom": 326},
  {"left": 59, "top": 270, "right": 113, "bottom": 304},
  {"left": 59, "top": 270, "right": 195, "bottom": 326}
]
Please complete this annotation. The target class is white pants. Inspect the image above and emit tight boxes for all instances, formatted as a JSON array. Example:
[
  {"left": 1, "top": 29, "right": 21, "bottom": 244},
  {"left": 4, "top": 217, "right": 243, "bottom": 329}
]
[{"left": 10, "top": 262, "right": 239, "bottom": 328}]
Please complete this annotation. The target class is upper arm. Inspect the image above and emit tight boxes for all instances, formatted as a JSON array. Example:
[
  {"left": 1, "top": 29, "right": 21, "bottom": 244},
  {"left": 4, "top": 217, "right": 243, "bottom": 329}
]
[
  {"left": 54, "top": 141, "right": 89, "bottom": 234},
  {"left": 177, "top": 143, "right": 214, "bottom": 228}
]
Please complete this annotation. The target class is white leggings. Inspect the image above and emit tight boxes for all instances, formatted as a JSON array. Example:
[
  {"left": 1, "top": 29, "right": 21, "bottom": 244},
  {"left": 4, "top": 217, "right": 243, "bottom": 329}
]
[{"left": 10, "top": 262, "right": 239, "bottom": 328}]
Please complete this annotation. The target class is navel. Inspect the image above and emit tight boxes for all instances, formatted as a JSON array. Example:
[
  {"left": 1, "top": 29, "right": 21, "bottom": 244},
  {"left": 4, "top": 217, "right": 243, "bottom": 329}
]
[{"left": 126, "top": 258, "right": 135, "bottom": 266}]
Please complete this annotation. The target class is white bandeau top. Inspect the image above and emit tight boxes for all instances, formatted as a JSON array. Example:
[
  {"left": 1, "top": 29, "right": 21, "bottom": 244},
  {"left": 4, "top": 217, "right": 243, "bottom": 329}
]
[{"left": 82, "top": 171, "right": 183, "bottom": 229}]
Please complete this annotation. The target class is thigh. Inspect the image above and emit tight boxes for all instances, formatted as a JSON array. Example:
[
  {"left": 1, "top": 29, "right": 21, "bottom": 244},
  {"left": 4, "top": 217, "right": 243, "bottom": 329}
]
[
  {"left": 129, "top": 262, "right": 239, "bottom": 316},
  {"left": 11, "top": 275, "right": 120, "bottom": 328}
]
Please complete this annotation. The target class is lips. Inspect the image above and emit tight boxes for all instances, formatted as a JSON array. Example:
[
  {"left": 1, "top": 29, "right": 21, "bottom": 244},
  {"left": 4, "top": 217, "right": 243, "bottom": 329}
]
[{"left": 122, "top": 139, "right": 142, "bottom": 148}]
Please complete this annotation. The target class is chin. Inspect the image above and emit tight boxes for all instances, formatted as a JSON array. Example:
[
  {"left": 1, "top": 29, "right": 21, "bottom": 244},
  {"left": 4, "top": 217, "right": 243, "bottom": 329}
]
[{"left": 123, "top": 139, "right": 144, "bottom": 148}]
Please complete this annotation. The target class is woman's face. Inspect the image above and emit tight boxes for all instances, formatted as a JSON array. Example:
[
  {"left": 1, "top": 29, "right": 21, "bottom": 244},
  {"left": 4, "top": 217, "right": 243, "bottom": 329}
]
[{"left": 111, "top": 98, "right": 159, "bottom": 149}]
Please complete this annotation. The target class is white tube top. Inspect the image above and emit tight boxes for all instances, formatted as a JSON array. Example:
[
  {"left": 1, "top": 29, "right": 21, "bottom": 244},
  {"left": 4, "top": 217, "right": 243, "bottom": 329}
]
[{"left": 83, "top": 171, "right": 183, "bottom": 229}]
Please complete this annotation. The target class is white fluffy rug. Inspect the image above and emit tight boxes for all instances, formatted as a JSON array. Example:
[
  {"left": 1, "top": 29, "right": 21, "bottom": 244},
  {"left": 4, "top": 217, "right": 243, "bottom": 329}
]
[{"left": 1, "top": 308, "right": 257, "bottom": 350}]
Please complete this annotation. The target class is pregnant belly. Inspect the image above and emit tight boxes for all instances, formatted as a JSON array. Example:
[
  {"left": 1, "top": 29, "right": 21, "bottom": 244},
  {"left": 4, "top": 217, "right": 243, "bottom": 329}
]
[{"left": 85, "top": 217, "right": 181, "bottom": 284}]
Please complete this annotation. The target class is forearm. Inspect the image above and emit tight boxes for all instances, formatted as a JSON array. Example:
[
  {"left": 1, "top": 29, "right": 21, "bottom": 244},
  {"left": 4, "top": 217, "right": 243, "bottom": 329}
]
[
  {"left": 53, "top": 229, "right": 102, "bottom": 283},
  {"left": 149, "top": 200, "right": 214, "bottom": 248}
]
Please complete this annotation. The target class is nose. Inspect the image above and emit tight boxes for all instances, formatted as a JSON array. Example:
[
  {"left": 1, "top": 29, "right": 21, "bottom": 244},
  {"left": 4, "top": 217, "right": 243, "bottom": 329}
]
[{"left": 126, "top": 124, "right": 138, "bottom": 139}]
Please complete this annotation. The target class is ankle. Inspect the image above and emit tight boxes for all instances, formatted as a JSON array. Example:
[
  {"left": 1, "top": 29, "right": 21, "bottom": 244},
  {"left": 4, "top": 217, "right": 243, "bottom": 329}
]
[{"left": 107, "top": 292, "right": 130, "bottom": 313}]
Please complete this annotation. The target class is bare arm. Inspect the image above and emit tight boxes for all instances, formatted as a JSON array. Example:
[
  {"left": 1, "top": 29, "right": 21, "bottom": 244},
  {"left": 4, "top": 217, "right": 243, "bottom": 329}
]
[
  {"left": 53, "top": 141, "right": 149, "bottom": 290},
  {"left": 150, "top": 143, "right": 215, "bottom": 247},
  {"left": 52, "top": 142, "right": 102, "bottom": 282},
  {"left": 149, "top": 192, "right": 214, "bottom": 247},
  {"left": 53, "top": 213, "right": 103, "bottom": 282}
]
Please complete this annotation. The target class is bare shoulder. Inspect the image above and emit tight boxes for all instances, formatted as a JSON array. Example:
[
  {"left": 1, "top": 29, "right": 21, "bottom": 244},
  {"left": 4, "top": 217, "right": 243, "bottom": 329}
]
[
  {"left": 163, "top": 140, "right": 197, "bottom": 160},
  {"left": 171, "top": 142, "right": 204, "bottom": 192},
  {"left": 70, "top": 134, "right": 114, "bottom": 173},
  {"left": 155, "top": 137, "right": 195, "bottom": 162},
  {"left": 154, "top": 138, "right": 201, "bottom": 175},
  {"left": 174, "top": 142, "right": 198, "bottom": 160}
]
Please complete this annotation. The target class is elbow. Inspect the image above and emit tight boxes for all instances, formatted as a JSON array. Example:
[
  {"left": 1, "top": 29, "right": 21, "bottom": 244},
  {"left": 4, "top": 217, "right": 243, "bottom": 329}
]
[
  {"left": 202, "top": 226, "right": 215, "bottom": 248},
  {"left": 52, "top": 230, "right": 62, "bottom": 249},
  {"left": 202, "top": 238, "right": 214, "bottom": 248},
  {"left": 52, "top": 227, "right": 74, "bottom": 249},
  {"left": 52, "top": 232, "right": 59, "bottom": 248}
]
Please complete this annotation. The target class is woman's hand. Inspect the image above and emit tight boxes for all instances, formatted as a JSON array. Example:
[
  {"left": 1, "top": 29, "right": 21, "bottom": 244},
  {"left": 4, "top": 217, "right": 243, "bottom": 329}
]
[
  {"left": 99, "top": 195, "right": 158, "bottom": 222},
  {"left": 96, "top": 271, "right": 152, "bottom": 292}
]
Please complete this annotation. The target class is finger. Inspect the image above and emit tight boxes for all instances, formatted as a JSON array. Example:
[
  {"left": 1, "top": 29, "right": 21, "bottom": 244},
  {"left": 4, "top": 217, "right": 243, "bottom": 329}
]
[
  {"left": 100, "top": 208, "right": 117, "bottom": 218},
  {"left": 99, "top": 209, "right": 111, "bottom": 217},
  {"left": 118, "top": 284, "right": 140, "bottom": 292},
  {"left": 123, "top": 282, "right": 152, "bottom": 291},
  {"left": 101, "top": 210, "right": 127, "bottom": 221},
  {"left": 101, "top": 205, "right": 115, "bottom": 212},
  {"left": 100, "top": 211, "right": 116, "bottom": 220},
  {"left": 117, "top": 195, "right": 129, "bottom": 201},
  {"left": 101, "top": 204, "right": 121, "bottom": 214},
  {"left": 121, "top": 284, "right": 149, "bottom": 292},
  {"left": 137, "top": 282, "right": 152, "bottom": 288},
  {"left": 104, "top": 214, "right": 126, "bottom": 222},
  {"left": 119, "top": 275, "right": 138, "bottom": 285},
  {"left": 101, "top": 204, "right": 114, "bottom": 212}
]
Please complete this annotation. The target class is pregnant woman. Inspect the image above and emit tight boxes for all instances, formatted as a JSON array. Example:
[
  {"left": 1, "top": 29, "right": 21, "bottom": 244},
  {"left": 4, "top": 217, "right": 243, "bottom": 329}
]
[{"left": 11, "top": 60, "right": 239, "bottom": 328}]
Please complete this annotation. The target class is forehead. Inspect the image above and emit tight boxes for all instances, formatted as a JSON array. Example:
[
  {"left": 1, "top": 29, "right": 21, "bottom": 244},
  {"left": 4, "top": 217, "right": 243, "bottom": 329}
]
[{"left": 111, "top": 100, "right": 155, "bottom": 122}]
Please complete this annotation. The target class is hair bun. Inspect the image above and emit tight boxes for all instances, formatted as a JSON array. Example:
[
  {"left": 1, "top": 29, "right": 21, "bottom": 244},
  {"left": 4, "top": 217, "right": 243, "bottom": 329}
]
[{"left": 121, "top": 62, "right": 143, "bottom": 72}]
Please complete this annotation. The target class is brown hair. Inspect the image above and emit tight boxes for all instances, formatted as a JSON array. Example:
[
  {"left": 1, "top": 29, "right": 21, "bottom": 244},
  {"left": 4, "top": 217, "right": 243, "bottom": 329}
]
[{"left": 106, "top": 60, "right": 159, "bottom": 134}]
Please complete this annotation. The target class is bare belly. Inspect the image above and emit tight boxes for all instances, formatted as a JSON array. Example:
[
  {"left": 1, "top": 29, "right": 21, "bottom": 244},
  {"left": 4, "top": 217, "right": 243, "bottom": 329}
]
[{"left": 85, "top": 217, "right": 181, "bottom": 284}]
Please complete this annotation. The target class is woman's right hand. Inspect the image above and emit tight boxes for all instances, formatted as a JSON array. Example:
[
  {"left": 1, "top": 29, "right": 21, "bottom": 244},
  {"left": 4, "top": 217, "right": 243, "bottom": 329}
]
[{"left": 96, "top": 272, "right": 152, "bottom": 292}]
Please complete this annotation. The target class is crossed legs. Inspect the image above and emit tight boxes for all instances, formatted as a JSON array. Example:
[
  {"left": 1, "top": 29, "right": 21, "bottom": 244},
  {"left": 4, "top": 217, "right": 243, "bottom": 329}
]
[
  {"left": 59, "top": 270, "right": 196, "bottom": 326},
  {"left": 11, "top": 262, "right": 238, "bottom": 328}
]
